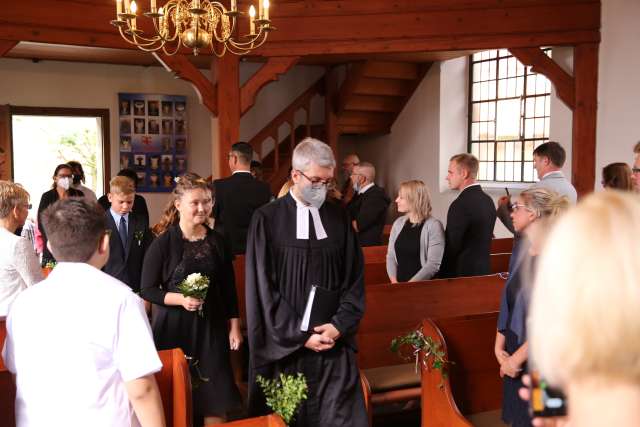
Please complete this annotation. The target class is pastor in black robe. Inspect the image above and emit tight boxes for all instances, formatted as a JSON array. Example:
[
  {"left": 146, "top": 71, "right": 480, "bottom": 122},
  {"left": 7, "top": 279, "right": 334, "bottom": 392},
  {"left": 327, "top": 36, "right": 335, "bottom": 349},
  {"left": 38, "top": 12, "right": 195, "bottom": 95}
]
[{"left": 245, "top": 192, "right": 368, "bottom": 427}]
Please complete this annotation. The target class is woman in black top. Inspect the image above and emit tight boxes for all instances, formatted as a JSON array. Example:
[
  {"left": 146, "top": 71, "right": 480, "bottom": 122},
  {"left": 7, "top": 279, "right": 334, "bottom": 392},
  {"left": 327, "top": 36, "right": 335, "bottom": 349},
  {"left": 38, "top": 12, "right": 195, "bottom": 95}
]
[
  {"left": 140, "top": 173, "right": 241, "bottom": 426},
  {"left": 37, "top": 163, "right": 84, "bottom": 266}
]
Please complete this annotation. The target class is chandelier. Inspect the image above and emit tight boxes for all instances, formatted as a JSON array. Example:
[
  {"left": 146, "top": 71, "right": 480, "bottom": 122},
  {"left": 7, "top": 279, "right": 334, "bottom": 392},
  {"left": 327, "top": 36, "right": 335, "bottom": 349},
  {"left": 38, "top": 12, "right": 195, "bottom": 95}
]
[{"left": 110, "top": 0, "right": 274, "bottom": 56}]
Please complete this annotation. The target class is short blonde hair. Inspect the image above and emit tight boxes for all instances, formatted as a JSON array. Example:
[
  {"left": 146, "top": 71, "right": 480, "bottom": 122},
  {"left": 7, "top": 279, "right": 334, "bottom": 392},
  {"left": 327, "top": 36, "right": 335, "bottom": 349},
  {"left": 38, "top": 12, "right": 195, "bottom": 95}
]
[
  {"left": 450, "top": 153, "right": 479, "bottom": 179},
  {"left": 530, "top": 191, "right": 640, "bottom": 387},
  {"left": 0, "top": 180, "right": 30, "bottom": 219},
  {"left": 398, "top": 180, "right": 432, "bottom": 223},
  {"left": 109, "top": 176, "right": 135, "bottom": 195},
  {"left": 520, "top": 188, "right": 570, "bottom": 219}
]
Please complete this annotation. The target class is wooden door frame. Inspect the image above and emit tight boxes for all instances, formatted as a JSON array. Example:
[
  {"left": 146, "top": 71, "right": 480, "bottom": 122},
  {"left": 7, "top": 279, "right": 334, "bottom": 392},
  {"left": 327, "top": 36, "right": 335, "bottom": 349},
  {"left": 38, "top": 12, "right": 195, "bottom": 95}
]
[{"left": 7, "top": 106, "right": 111, "bottom": 195}]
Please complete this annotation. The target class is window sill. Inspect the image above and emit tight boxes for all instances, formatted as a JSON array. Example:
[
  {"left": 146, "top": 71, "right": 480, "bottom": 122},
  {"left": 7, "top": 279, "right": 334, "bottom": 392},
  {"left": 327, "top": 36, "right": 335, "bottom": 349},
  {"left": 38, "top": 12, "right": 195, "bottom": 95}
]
[{"left": 479, "top": 181, "right": 535, "bottom": 190}]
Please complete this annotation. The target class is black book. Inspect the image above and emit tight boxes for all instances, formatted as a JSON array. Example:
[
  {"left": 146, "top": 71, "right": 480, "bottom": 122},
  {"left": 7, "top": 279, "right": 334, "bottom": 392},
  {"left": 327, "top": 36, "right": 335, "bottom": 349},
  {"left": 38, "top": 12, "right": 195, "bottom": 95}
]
[{"left": 300, "top": 285, "right": 340, "bottom": 332}]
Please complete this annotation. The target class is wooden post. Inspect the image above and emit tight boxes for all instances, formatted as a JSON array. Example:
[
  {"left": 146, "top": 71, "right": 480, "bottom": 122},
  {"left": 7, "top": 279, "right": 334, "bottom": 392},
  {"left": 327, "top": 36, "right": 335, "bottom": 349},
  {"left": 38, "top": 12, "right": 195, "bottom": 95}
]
[
  {"left": 0, "top": 105, "right": 12, "bottom": 180},
  {"left": 217, "top": 54, "right": 240, "bottom": 178},
  {"left": 571, "top": 43, "right": 598, "bottom": 198},
  {"left": 324, "top": 66, "right": 339, "bottom": 157}
]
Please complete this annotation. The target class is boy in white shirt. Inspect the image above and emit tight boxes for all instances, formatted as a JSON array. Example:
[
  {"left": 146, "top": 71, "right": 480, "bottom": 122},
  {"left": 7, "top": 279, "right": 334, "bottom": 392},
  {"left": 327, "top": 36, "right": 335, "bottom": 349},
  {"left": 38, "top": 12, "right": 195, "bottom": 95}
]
[{"left": 2, "top": 199, "right": 165, "bottom": 427}]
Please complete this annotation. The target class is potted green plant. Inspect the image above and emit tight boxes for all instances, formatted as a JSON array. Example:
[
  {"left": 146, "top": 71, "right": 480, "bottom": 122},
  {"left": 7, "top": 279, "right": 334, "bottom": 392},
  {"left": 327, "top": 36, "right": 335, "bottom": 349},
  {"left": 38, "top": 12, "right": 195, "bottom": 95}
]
[
  {"left": 390, "top": 326, "right": 452, "bottom": 388},
  {"left": 256, "top": 373, "right": 308, "bottom": 426}
]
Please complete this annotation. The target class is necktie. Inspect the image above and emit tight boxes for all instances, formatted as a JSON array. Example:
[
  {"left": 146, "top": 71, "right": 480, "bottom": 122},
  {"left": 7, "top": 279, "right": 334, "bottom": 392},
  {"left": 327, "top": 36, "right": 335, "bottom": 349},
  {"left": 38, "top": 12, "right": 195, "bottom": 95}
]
[{"left": 118, "top": 216, "right": 128, "bottom": 250}]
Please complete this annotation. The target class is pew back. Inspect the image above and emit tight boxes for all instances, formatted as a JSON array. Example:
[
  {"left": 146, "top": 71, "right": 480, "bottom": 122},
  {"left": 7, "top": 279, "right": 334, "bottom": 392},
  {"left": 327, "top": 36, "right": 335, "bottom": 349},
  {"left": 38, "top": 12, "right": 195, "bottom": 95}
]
[
  {"left": 357, "top": 275, "right": 505, "bottom": 370},
  {"left": 156, "top": 348, "right": 192, "bottom": 427},
  {"left": 421, "top": 312, "right": 502, "bottom": 427}
]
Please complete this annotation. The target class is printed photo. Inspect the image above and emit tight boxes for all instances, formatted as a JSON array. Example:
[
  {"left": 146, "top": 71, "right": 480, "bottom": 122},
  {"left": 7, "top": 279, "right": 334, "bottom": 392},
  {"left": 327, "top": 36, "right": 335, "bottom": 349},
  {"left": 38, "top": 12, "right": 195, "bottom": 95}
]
[
  {"left": 148, "top": 100, "right": 160, "bottom": 116},
  {"left": 175, "top": 138, "right": 186, "bottom": 152},
  {"left": 175, "top": 119, "right": 185, "bottom": 135},
  {"left": 148, "top": 119, "right": 160, "bottom": 134},
  {"left": 120, "top": 154, "right": 132, "bottom": 170},
  {"left": 119, "top": 100, "right": 131, "bottom": 116},
  {"left": 134, "top": 118, "right": 146, "bottom": 134},
  {"left": 134, "top": 154, "right": 146, "bottom": 167},
  {"left": 161, "top": 155, "right": 173, "bottom": 172},
  {"left": 161, "top": 137, "right": 172, "bottom": 152},
  {"left": 161, "top": 119, "right": 173, "bottom": 134},
  {"left": 175, "top": 101, "right": 186, "bottom": 117},
  {"left": 150, "top": 155, "right": 160, "bottom": 170},
  {"left": 120, "top": 137, "right": 132, "bottom": 152},
  {"left": 176, "top": 156, "right": 187, "bottom": 171},
  {"left": 133, "top": 100, "right": 146, "bottom": 116},
  {"left": 163, "top": 174, "right": 174, "bottom": 188},
  {"left": 136, "top": 172, "right": 146, "bottom": 185},
  {"left": 149, "top": 172, "right": 160, "bottom": 188},
  {"left": 161, "top": 101, "right": 173, "bottom": 116}
]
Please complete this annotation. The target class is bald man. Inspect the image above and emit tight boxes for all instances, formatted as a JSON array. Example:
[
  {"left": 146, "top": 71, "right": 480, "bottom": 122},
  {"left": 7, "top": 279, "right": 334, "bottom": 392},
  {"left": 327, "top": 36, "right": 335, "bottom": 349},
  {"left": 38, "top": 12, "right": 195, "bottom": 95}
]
[
  {"left": 347, "top": 162, "right": 390, "bottom": 246},
  {"left": 340, "top": 154, "right": 360, "bottom": 205}
]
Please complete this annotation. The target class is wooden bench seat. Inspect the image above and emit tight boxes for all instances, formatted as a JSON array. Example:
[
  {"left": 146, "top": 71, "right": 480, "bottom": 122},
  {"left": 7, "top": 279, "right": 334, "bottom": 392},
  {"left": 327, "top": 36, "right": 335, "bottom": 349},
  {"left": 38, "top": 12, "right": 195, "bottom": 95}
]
[
  {"left": 357, "top": 275, "right": 505, "bottom": 410},
  {"left": 421, "top": 312, "right": 504, "bottom": 427}
]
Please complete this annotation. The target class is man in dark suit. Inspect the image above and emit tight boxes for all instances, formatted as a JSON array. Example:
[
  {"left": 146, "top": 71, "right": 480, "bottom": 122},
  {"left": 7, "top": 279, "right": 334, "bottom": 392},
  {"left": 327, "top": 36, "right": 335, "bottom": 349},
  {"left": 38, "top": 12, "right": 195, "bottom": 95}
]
[
  {"left": 347, "top": 161, "right": 390, "bottom": 246},
  {"left": 213, "top": 141, "right": 272, "bottom": 255},
  {"left": 102, "top": 176, "right": 152, "bottom": 295},
  {"left": 440, "top": 153, "right": 496, "bottom": 278}
]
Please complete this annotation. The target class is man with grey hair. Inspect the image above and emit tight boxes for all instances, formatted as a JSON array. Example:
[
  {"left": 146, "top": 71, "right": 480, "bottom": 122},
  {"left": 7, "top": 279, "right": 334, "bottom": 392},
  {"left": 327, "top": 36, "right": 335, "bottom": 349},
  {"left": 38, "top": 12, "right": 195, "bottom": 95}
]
[
  {"left": 245, "top": 138, "right": 368, "bottom": 427},
  {"left": 347, "top": 161, "right": 390, "bottom": 246},
  {"left": 340, "top": 153, "right": 360, "bottom": 205}
]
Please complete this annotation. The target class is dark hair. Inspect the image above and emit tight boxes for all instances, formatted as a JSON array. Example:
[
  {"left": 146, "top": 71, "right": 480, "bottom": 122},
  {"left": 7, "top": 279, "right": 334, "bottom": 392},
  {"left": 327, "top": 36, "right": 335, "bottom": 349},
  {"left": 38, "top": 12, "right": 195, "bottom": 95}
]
[
  {"left": 533, "top": 141, "right": 566, "bottom": 167},
  {"left": 152, "top": 172, "right": 212, "bottom": 236},
  {"left": 450, "top": 153, "right": 479, "bottom": 179},
  {"left": 42, "top": 199, "right": 106, "bottom": 262},
  {"left": 67, "top": 160, "right": 85, "bottom": 183},
  {"left": 602, "top": 162, "right": 634, "bottom": 191},
  {"left": 230, "top": 141, "right": 253, "bottom": 165},
  {"left": 51, "top": 164, "right": 72, "bottom": 189},
  {"left": 117, "top": 168, "right": 139, "bottom": 187}
]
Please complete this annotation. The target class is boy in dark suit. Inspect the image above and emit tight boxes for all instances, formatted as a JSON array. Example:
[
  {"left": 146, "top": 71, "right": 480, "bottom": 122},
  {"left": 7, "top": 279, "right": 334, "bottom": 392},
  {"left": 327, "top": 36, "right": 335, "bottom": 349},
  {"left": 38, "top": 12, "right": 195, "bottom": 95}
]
[
  {"left": 212, "top": 141, "right": 272, "bottom": 255},
  {"left": 102, "top": 176, "right": 152, "bottom": 298},
  {"left": 440, "top": 153, "right": 497, "bottom": 278}
]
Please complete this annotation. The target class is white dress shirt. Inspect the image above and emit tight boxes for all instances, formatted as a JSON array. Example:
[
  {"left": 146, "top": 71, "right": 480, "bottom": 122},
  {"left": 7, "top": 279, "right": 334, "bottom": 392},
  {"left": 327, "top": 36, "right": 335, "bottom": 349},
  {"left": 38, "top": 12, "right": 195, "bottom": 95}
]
[
  {"left": 2, "top": 262, "right": 162, "bottom": 427},
  {"left": 0, "top": 227, "right": 43, "bottom": 317},
  {"left": 290, "top": 190, "right": 328, "bottom": 240}
]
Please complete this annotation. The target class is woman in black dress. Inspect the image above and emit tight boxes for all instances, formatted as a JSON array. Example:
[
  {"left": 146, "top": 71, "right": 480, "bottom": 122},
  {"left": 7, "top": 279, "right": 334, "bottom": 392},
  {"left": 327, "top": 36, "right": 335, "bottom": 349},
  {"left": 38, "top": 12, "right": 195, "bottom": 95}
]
[
  {"left": 495, "top": 188, "right": 569, "bottom": 427},
  {"left": 140, "top": 173, "right": 241, "bottom": 426},
  {"left": 386, "top": 180, "right": 444, "bottom": 283},
  {"left": 37, "top": 163, "right": 84, "bottom": 266}
]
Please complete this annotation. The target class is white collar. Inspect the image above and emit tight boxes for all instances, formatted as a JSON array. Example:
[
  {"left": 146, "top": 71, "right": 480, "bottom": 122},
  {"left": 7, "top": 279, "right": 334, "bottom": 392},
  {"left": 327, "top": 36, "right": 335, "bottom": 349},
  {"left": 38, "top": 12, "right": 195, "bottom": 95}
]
[
  {"left": 289, "top": 190, "right": 328, "bottom": 240},
  {"left": 460, "top": 182, "right": 481, "bottom": 192},
  {"left": 359, "top": 182, "right": 375, "bottom": 194},
  {"left": 109, "top": 209, "right": 129, "bottom": 224},
  {"left": 541, "top": 170, "right": 564, "bottom": 179},
  {"left": 232, "top": 170, "right": 252, "bottom": 175}
]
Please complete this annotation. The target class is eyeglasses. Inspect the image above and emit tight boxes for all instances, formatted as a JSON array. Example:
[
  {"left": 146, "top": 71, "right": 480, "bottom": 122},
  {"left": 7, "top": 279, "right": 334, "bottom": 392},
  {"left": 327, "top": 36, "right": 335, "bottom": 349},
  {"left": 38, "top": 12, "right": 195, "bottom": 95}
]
[
  {"left": 24, "top": 203, "right": 32, "bottom": 210},
  {"left": 510, "top": 203, "right": 533, "bottom": 212},
  {"left": 632, "top": 167, "right": 640, "bottom": 174},
  {"left": 56, "top": 174, "right": 72, "bottom": 179},
  {"left": 297, "top": 170, "right": 332, "bottom": 188}
]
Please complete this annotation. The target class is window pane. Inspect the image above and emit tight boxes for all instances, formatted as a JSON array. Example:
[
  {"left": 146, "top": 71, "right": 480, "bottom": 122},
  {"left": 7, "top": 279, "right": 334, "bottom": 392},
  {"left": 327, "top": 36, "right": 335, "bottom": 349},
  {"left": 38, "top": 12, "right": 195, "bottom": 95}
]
[
  {"left": 479, "top": 103, "right": 487, "bottom": 121},
  {"left": 486, "top": 162, "right": 495, "bottom": 181},
  {"left": 471, "top": 143, "right": 480, "bottom": 158},
  {"left": 472, "top": 122, "right": 480, "bottom": 140},
  {"left": 472, "top": 103, "right": 480, "bottom": 121},
  {"left": 487, "top": 142, "right": 495, "bottom": 161},
  {"left": 524, "top": 118, "right": 534, "bottom": 139},
  {"left": 479, "top": 161, "right": 487, "bottom": 180},
  {"left": 473, "top": 52, "right": 483, "bottom": 61},
  {"left": 524, "top": 140, "right": 535, "bottom": 160},
  {"left": 496, "top": 162, "right": 505, "bottom": 181},
  {"left": 496, "top": 99, "right": 520, "bottom": 140},
  {"left": 516, "top": 76, "right": 524, "bottom": 97},
  {"left": 505, "top": 141, "right": 514, "bottom": 161},
  {"left": 499, "top": 49, "right": 510, "bottom": 57},
  {"left": 473, "top": 64, "right": 481, "bottom": 82},
  {"left": 524, "top": 161, "right": 534, "bottom": 181},
  {"left": 489, "top": 61, "right": 496, "bottom": 80},
  {"left": 505, "top": 162, "right": 514, "bottom": 181},
  {"left": 487, "top": 122, "right": 495, "bottom": 140},
  {"left": 513, "top": 164, "right": 522, "bottom": 181},
  {"left": 497, "top": 142, "right": 505, "bottom": 161},
  {"left": 479, "top": 142, "right": 487, "bottom": 160},
  {"left": 525, "top": 97, "right": 535, "bottom": 118},
  {"left": 535, "top": 118, "right": 545, "bottom": 138},
  {"left": 535, "top": 96, "right": 545, "bottom": 117},
  {"left": 526, "top": 74, "right": 537, "bottom": 95},
  {"left": 473, "top": 83, "right": 480, "bottom": 101},
  {"left": 514, "top": 141, "right": 522, "bottom": 161},
  {"left": 488, "top": 103, "right": 496, "bottom": 120},
  {"left": 498, "top": 79, "right": 507, "bottom": 98},
  {"left": 498, "top": 58, "right": 508, "bottom": 79}
]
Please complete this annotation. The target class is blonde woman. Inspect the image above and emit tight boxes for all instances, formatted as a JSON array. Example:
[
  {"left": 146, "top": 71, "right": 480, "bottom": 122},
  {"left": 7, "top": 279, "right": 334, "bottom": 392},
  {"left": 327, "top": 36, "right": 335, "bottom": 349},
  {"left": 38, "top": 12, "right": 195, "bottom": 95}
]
[
  {"left": 386, "top": 180, "right": 444, "bottom": 283},
  {"left": 528, "top": 191, "right": 640, "bottom": 426},
  {"left": 141, "top": 173, "right": 241, "bottom": 425},
  {"left": 495, "top": 188, "right": 569, "bottom": 427},
  {"left": 0, "top": 181, "right": 43, "bottom": 317}
]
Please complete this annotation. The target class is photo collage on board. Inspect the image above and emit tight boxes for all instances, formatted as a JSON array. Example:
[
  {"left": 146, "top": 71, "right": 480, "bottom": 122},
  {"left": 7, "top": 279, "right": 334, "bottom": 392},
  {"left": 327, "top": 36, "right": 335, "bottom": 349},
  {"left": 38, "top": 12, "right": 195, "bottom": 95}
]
[{"left": 119, "top": 93, "right": 188, "bottom": 192}]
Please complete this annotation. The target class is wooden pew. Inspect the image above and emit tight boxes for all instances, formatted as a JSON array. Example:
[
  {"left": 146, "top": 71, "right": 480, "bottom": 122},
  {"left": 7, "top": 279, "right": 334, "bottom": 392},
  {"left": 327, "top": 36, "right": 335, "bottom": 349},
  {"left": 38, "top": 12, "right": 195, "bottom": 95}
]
[
  {"left": 215, "top": 415, "right": 286, "bottom": 427},
  {"left": 421, "top": 313, "right": 503, "bottom": 427},
  {"left": 362, "top": 245, "right": 389, "bottom": 286},
  {"left": 357, "top": 275, "right": 505, "bottom": 407},
  {"left": 491, "top": 238, "right": 514, "bottom": 254}
]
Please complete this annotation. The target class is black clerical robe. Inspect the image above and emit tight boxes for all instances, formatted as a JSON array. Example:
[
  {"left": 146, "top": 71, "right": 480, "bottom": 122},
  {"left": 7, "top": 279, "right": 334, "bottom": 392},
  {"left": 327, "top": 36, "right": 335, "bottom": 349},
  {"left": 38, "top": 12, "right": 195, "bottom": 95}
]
[{"left": 245, "top": 193, "right": 368, "bottom": 427}]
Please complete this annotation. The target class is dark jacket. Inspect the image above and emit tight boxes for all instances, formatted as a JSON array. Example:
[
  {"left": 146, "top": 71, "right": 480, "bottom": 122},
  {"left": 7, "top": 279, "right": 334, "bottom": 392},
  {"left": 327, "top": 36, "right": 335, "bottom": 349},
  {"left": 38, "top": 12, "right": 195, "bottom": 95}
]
[
  {"left": 102, "top": 210, "right": 152, "bottom": 292},
  {"left": 37, "top": 187, "right": 84, "bottom": 265},
  {"left": 139, "top": 225, "right": 239, "bottom": 319},
  {"left": 440, "top": 185, "right": 497, "bottom": 278},
  {"left": 212, "top": 172, "right": 272, "bottom": 255},
  {"left": 98, "top": 194, "right": 149, "bottom": 225},
  {"left": 347, "top": 184, "right": 391, "bottom": 246}
]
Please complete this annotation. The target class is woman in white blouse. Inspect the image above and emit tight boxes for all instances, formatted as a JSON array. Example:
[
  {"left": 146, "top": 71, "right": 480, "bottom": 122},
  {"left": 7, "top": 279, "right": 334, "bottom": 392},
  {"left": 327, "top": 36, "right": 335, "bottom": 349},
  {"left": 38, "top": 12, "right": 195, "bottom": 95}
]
[
  {"left": 386, "top": 180, "right": 445, "bottom": 283},
  {"left": 0, "top": 181, "right": 43, "bottom": 317}
]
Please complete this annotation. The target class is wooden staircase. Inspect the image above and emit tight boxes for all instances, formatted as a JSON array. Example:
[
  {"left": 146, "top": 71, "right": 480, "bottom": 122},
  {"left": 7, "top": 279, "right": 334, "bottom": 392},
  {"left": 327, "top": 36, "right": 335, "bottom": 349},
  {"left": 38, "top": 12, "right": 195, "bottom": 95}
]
[{"left": 248, "top": 61, "right": 430, "bottom": 192}]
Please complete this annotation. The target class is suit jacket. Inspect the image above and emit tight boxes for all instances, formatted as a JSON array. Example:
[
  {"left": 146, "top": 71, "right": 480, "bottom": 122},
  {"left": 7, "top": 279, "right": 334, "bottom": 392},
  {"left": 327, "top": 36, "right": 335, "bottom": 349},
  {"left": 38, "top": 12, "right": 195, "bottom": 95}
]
[
  {"left": 102, "top": 210, "right": 152, "bottom": 292},
  {"left": 440, "top": 185, "right": 497, "bottom": 278},
  {"left": 213, "top": 172, "right": 272, "bottom": 255},
  {"left": 98, "top": 194, "right": 149, "bottom": 225},
  {"left": 347, "top": 184, "right": 391, "bottom": 247}
]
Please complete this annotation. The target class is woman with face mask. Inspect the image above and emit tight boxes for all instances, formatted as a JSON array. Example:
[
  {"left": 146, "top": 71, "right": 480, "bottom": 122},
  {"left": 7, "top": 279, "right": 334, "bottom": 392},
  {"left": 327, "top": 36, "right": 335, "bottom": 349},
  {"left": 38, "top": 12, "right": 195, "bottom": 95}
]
[{"left": 37, "top": 164, "right": 84, "bottom": 266}]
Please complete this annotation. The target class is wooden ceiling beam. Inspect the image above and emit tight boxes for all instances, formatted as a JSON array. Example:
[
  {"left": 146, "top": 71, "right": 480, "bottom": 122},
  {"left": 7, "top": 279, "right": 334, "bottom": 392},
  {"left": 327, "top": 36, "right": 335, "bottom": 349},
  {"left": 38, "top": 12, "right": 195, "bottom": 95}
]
[
  {"left": 509, "top": 47, "right": 575, "bottom": 110},
  {"left": 240, "top": 56, "right": 299, "bottom": 116},
  {"left": 0, "top": 40, "right": 17, "bottom": 57},
  {"left": 153, "top": 52, "right": 218, "bottom": 116}
]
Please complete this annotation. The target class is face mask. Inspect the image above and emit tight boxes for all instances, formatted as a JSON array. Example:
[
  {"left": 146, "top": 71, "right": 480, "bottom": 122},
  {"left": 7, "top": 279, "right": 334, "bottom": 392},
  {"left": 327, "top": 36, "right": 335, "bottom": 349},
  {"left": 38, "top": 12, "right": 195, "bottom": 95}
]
[
  {"left": 300, "top": 183, "right": 327, "bottom": 209},
  {"left": 57, "top": 177, "right": 71, "bottom": 191},
  {"left": 352, "top": 178, "right": 361, "bottom": 193}
]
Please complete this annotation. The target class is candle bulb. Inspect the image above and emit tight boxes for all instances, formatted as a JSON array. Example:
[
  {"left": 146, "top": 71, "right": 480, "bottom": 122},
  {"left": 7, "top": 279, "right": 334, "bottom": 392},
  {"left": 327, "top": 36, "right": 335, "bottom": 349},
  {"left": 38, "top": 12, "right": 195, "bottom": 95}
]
[
  {"left": 258, "top": 0, "right": 263, "bottom": 20},
  {"left": 158, "top": 7, "right": 164, "bottom": 33},
  {"left": 231, "top": 0, "right": 237, "bottom": 12},
  {"left": 116, "top": 0, "right": 123, "bottom": 16},
  {"left": 151, "top": 0, "right": 156, "bottom": 12},
  {"left": 249, "top": 5, "right": 256, "bottom": 34},
  {"left": 124, "top": 0, "right": 130, "bottom": 13},
  {"left": 263, "top": 0, "right": 269, "bottom": 20},
  {"left": 130, "top": 0, "right": 138, "bottom": 29}
]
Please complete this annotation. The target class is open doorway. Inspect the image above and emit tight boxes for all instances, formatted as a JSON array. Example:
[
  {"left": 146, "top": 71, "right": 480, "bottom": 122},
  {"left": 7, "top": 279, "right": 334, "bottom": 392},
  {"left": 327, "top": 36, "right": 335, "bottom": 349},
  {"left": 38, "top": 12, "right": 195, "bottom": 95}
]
[{"left": 9, "top": 106, "right": 110, "bottom": 217}]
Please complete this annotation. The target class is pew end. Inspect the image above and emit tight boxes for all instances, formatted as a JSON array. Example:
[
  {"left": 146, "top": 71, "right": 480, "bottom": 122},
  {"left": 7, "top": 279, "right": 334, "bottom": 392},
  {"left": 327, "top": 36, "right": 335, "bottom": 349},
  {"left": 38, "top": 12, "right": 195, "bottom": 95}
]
[
  {"left": 420, "top": 313, "right": 504, "bottom": 427},
  {"left": 156, "top": 348, "right": 193, "bottom": 427},
  {"left": 214, "top": 414, "right": 287, "bottom": 426}
]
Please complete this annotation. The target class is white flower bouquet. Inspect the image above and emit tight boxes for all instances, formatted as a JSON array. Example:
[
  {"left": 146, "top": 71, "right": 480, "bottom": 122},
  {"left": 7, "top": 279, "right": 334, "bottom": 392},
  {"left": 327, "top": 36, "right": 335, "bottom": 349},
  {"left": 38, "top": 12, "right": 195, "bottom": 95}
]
[{"left": 177, "top": 273, "right": 210, "bottom": 317}]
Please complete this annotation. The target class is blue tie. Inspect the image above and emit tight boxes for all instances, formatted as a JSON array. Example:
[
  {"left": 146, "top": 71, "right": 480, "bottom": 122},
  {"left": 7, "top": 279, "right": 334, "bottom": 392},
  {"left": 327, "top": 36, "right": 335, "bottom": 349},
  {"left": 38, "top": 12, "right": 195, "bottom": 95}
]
[{"left": 118, "top": 216, "right": 128, "bottom": 251}]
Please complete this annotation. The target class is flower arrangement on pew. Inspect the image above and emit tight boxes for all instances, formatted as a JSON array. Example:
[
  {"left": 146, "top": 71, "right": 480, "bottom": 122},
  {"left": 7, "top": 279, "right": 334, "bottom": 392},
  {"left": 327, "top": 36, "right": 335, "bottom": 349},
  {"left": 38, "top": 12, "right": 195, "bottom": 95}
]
[
  {"left": 391, "top": 327, "right": 452, "bottom": 389},
  {"left": 177, "top": 272, "right": 209, "bottom": 317},
  {"left": 256, "top": 373, "right": 308, "bottom": 426}
]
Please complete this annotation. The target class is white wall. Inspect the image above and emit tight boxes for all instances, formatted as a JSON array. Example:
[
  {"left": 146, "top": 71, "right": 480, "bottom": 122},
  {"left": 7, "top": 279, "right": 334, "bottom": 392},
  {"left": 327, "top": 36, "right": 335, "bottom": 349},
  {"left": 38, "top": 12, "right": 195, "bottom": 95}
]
[{"left": 0, "top": 58, "right": 212, "bottom": 224}]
